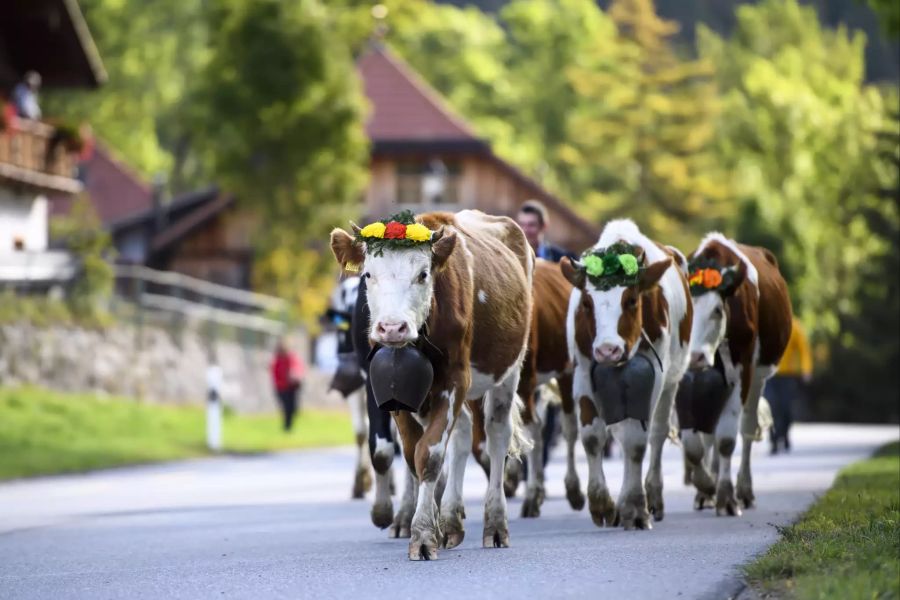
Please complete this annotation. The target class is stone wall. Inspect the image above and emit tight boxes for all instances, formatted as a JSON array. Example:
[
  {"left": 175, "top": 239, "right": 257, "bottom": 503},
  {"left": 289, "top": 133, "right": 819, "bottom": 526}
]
[{"left": 0, "top": 322, "right": 343, "bottom": 413}]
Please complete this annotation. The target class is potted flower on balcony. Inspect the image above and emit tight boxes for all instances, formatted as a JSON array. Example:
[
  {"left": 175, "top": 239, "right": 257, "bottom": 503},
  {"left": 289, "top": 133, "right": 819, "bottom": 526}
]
[{"left": 49, "top": 122, "right": 86, "bottom": 154}]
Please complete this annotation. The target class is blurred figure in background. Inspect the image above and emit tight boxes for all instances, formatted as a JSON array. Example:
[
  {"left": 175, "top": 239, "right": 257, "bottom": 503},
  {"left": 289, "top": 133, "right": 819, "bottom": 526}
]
[
  {"left": 270, "top": 337, "right": 305, "bottom": 432},
  {"left": 516, "top": 200, "right": 581, "bottom": 466},
  {"left": 766, "top": 318, "right": 813, "bottom": 454},
  {"left": 12, "top": 71, "right": 42, "bottom": 120}
]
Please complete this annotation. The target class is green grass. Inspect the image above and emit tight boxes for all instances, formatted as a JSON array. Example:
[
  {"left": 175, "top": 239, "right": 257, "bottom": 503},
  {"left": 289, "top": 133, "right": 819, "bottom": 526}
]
[
  {"left": 745, "top": 440, "right": 900, "bottom": 600},
  {"left": 0, "top": 386, "right": 352, "bottom": 481}
]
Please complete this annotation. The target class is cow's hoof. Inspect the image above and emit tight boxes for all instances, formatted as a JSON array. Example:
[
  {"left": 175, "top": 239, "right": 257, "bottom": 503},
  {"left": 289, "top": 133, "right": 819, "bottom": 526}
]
[
  {"left": 692, "top": 466, "right": 717, "bottom": 497},
  {"left": 587, "top": 483, "right": 616, "bottom": 527},
  {"left": 617, "top": 494, "right": 652, "bottom": 531},
  {"left": 736, "top": 477, "right": 756, "bottom": 509},
  {"left": 715, "top": 481, "right": 742, "bottom": 517},
  {"left": 565, "top": 476, "right": 585, "bottom": 511},
  {"left": 646, "top": 481, "right": 665, "bottom": 522},
  {"left": 440, "top": 504, "right": 466, "bottom": 549},
  {"left": 389, "top": 507, "right": 414, "bottom": 539},
  {"left": 521, "top": 496, "right": 541, "bottom": 519},
  {"left": 408, "top": 531, "right": 440, "bottom": 561},
  {"left": 352, "top": 468, "right": 373, "bottom": 499},
  {"left": 503, "top": 462, "right": 522, "bottom": 499},
  {"left": 482, "top": 528, "right": 510, "bottom": 549},
  {"left": 694, "top": 491, "right": 714, "bottom": 510},
  {"left": 371, "top": 500, "right": 394, "bottom": 529}
]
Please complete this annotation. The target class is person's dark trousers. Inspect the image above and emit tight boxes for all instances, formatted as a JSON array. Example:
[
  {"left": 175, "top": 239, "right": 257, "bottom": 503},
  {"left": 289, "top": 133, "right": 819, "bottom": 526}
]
[
  {"left": 277, "top": 385, "right": 300, "bottom": 432},
  {"left": 766, "top": 376, "right": 797, "bottom": 453},
  {"left": 542, "top": 402, "right": 560, "bottom": 467}
]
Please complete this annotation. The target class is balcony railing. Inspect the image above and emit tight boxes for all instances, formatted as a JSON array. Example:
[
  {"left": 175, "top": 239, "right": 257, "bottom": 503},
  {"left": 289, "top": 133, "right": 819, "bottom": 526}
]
[{"left": 0, "top": 119, "right": 83, "bottom": 193}]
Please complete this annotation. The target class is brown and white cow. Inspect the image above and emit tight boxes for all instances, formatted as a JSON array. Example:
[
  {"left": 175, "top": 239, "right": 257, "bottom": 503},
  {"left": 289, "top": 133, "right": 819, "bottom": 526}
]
[
  {"left": 685, "top": 233, "right": 791, "bottom": 515},
  {"left": 469, "top": 259, "right": 586, "bottom": 518},
  {"left": 331, "top": 210, "right": 533, "bottom": 560},
  {"left": 562, "top": 219, "right": 692, "bottom": 529}
]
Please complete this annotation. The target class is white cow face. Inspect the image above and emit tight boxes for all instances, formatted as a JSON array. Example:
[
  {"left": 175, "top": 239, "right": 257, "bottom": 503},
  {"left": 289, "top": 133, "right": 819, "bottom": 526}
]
[
  {"left": 329, "top": 226, "right": 457, "bottom": 347},
  {"left": 561, "top": 255, "right": 671, "bottom": 365},
  {"left": 363, "top": 246, "right": 434, "bottom": 345},
  {"left": 689, "top": 292, "right": 727, "bottom": 369}
]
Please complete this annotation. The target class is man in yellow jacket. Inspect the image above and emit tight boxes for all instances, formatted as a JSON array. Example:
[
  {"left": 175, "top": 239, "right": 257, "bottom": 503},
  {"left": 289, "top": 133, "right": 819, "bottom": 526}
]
[{"left": 766, "top": 318, "right": 813, "bottom": 454}]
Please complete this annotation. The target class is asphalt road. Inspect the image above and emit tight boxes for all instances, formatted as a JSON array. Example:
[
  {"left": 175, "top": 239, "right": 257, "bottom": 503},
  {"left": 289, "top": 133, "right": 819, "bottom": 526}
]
[{"left": 1, "top": 423, "right": 896, "bottom": 600}]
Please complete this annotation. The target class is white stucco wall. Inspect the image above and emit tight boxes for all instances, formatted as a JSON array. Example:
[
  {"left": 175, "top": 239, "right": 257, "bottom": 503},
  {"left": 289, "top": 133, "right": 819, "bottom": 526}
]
[{"left": 0, "top": 188, "right": 48, "bottom": 252}]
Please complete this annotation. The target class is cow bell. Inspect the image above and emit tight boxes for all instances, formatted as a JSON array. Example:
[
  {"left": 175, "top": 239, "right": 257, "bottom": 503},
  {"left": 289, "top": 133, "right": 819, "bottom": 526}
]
[
  {"left": 369, "top": 345, "right": 433, "bottom": 412},
  {"left": 675, "top": 364, "right": 730, "bottom": 434},
  {"left": 329, "top": 352, "right": 365, "bottom": 398},
  {"left": 590, "top": 353, "right": 656, "bottom": 425}
]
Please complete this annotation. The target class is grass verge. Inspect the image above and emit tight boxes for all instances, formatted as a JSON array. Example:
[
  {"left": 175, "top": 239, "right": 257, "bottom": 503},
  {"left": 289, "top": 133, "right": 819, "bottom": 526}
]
[
  {"left": 0, "top": 386, "right": 352, "bottom": 481},
  {"left": 745, "top": 440, "right": 900, "bottom": 599}
]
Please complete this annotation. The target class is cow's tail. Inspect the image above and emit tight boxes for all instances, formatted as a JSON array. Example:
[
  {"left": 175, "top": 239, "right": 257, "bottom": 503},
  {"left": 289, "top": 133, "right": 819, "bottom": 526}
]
[{"left": 507, "top": 393, "right": 534, "bottom": 459}]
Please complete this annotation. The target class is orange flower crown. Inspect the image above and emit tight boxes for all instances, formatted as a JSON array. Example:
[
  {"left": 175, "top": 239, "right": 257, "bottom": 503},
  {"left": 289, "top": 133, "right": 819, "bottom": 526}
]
[{"left": 687, "top": 258, "right": 738, "bottom": 296}]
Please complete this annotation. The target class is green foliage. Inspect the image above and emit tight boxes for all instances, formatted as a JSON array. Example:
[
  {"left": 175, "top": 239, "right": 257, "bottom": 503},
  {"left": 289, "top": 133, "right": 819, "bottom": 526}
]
[
  {"left": 745, "top": 442, "right": 900, "bottom": 599},
  {"left": 698, "top": 0, "right": 899, "bottom": 420},
  {"left": 43, "top": 0, "right": 209, "bottom": 183},
  {"left": 867, "top": 0, "right": 900, "bottom": 38},
  {"left": 50, "top": 196, "right": 115, "bottom": 322},
  {"left": 563, "top": 0, "right": 730, "bottom": 248},
  {"left": 0, "top": 293, "right": 73, "bottom": 327},
  {"left": 0, "top": 386, "right": 352, "bottom": 480},
  {"left": 184, "top": 0, "right": 369, "bottom": 324}
]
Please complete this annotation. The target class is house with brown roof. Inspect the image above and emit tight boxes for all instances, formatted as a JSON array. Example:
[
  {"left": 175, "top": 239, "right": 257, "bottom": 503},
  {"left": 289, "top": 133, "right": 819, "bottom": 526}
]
[
  {"left": 359, "top": 44, "right": 597, "bottom": 251},
  {"left": 99, "top": 43, "right": 597, "bottom": 291}
]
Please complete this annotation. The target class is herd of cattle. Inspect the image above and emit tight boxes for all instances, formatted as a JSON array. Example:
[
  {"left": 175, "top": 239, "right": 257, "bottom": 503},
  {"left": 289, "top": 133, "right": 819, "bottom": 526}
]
[{"left": 327, "top": 210, "right": 791, "bottom": 561}]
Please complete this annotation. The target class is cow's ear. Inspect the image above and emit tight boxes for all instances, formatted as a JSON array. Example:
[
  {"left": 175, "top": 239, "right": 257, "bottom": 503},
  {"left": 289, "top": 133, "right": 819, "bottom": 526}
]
[
  {"left": 431, "top": 227, "right": 457, "bottom": 270},
  {"left": 718, "top": 262, "right": 747, "bottom": 297},
  {"left": 638, "top": 257, "right": 671, "bottom": 293},
  {"left": 560, "top": 257, "right": 586, "bottom": 289},
  {"left": 330, "top": 228, "right": 365, "bottom": 271}
]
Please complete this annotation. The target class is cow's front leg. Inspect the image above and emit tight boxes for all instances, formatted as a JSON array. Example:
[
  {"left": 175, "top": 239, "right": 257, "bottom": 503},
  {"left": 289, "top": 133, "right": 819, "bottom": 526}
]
[
  {"left": 579, "top": 395, "right": 615, "bottom": 526},
  {"left": 737, "top": 370, "right": 769, "bottom": 510},
  {"left": 559, "top": 375, "right": 585, "bottom": 511},
  {"left": 610, "top": 418, "right": 651, "bottom": 530},
  {"left": 390, "top": 438, "right": 418, "bottom": 539},
  {"left": 402, "top": 393, "right": 454, "bottom": 561},
  {"left": 483, "top": 373, "right": 525, "bottom": 548},
  {"left": 440, "top": 401, "right": 471, "bottom": 548},
  {"left": 521, "top": 392, "right": 545, "bottom": 518},
  {"left": 714, "top": 381, "right": 743, "bottom": 517},
  {"left": 645, "top": 379, "right": 677, "bottom": 522}
]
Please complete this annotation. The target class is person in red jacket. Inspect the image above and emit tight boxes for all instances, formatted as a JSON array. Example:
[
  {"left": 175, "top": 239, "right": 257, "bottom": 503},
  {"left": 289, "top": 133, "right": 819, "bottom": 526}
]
[{"left": 270, "top": 337, "right": 305, "bottom": 432}]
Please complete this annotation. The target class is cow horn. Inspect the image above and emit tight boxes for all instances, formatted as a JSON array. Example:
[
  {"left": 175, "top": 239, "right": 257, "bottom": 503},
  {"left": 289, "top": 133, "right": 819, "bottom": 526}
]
[
  {"left": 349, "top": 221, "right": 362, "bottom": 235},
  {"left": 431, "top": 226, "right": 444, "bottom": 243}
]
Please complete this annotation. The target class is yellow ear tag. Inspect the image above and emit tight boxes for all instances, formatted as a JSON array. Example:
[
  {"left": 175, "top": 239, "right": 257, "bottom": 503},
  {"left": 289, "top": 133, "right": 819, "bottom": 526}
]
[{"left": 344, "top": 262, "right": 360, "bottom": 273}]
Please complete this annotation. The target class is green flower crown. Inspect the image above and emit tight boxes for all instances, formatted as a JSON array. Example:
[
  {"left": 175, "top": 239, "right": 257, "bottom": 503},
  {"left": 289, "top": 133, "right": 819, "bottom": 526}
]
[
  {"left": 579, "top": 242, "right": 643, "bottom": 291},
  {"left": 355, "top": 210, "right": 434, "bottom": 257}
]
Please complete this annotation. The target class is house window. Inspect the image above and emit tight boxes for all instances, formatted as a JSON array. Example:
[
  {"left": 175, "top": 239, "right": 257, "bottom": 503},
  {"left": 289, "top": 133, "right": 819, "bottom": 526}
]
[
  {"left": 13, "top": 236, "right": 25, "bottom": 251},
  {"left": 396, "top": 159, "right": 461, "bottom": 206}
]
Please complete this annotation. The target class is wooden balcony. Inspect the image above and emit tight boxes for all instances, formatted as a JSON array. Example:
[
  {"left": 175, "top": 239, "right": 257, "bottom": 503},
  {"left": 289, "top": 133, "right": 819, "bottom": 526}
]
[{"left": 0, "top": 119, "right": 83, "bottom": 194}]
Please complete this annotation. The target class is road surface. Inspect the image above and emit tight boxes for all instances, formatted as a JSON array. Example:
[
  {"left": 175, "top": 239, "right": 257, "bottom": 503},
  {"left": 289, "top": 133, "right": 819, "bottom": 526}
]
[{"left": 0, "top": 423, "right": 896, "bottom": 599}]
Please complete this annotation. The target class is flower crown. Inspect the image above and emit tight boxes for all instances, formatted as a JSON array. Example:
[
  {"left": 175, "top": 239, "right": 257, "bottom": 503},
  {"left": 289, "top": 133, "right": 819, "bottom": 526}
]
[
  {"left": 687, "top": 257, "right": 738, "bottom": 296},
  {"left": 579, "top": 242, "right": 643, "bottom": 291},
  {"left": 356, "top": 210, "right": 434, "bottom": 257}
]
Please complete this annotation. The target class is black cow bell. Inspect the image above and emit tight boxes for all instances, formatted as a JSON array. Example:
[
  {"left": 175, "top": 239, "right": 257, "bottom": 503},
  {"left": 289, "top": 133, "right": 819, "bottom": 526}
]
[
  {"left": 590, "top": 353, "right": 656, "bottom": 425},
  {"left": 369, "top": 344, "right": 433, "bottom": 412},
  {"left": 329, "top": 352, "right": 365, "bottom": 398},
  {"left": 675, "top": 363, "right": 730, "bottom": 434}
]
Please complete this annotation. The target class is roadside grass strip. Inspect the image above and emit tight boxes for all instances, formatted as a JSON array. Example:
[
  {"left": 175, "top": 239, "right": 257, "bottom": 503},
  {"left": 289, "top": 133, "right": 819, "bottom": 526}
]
[
  {"left": 745, "top": 441, "right": 900, "bottom": 599},
  {"left": 0, "top": 386, "right": 352, "bottom": 480}
]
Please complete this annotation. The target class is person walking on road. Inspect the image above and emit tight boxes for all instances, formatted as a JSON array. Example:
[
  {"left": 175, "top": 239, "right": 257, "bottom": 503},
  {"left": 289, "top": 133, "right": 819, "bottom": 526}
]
[
  {"left": 766, "top": 318, "right": 813, "bottom": 454},
  {"left": 270, "top": 337, "right": 305, "bottom": 432}
]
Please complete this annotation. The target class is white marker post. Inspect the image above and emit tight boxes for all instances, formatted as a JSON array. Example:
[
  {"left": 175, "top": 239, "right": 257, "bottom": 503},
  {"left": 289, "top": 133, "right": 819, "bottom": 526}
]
[{"left": 206, "top": 363, "right": 223, "bottom": 452}]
